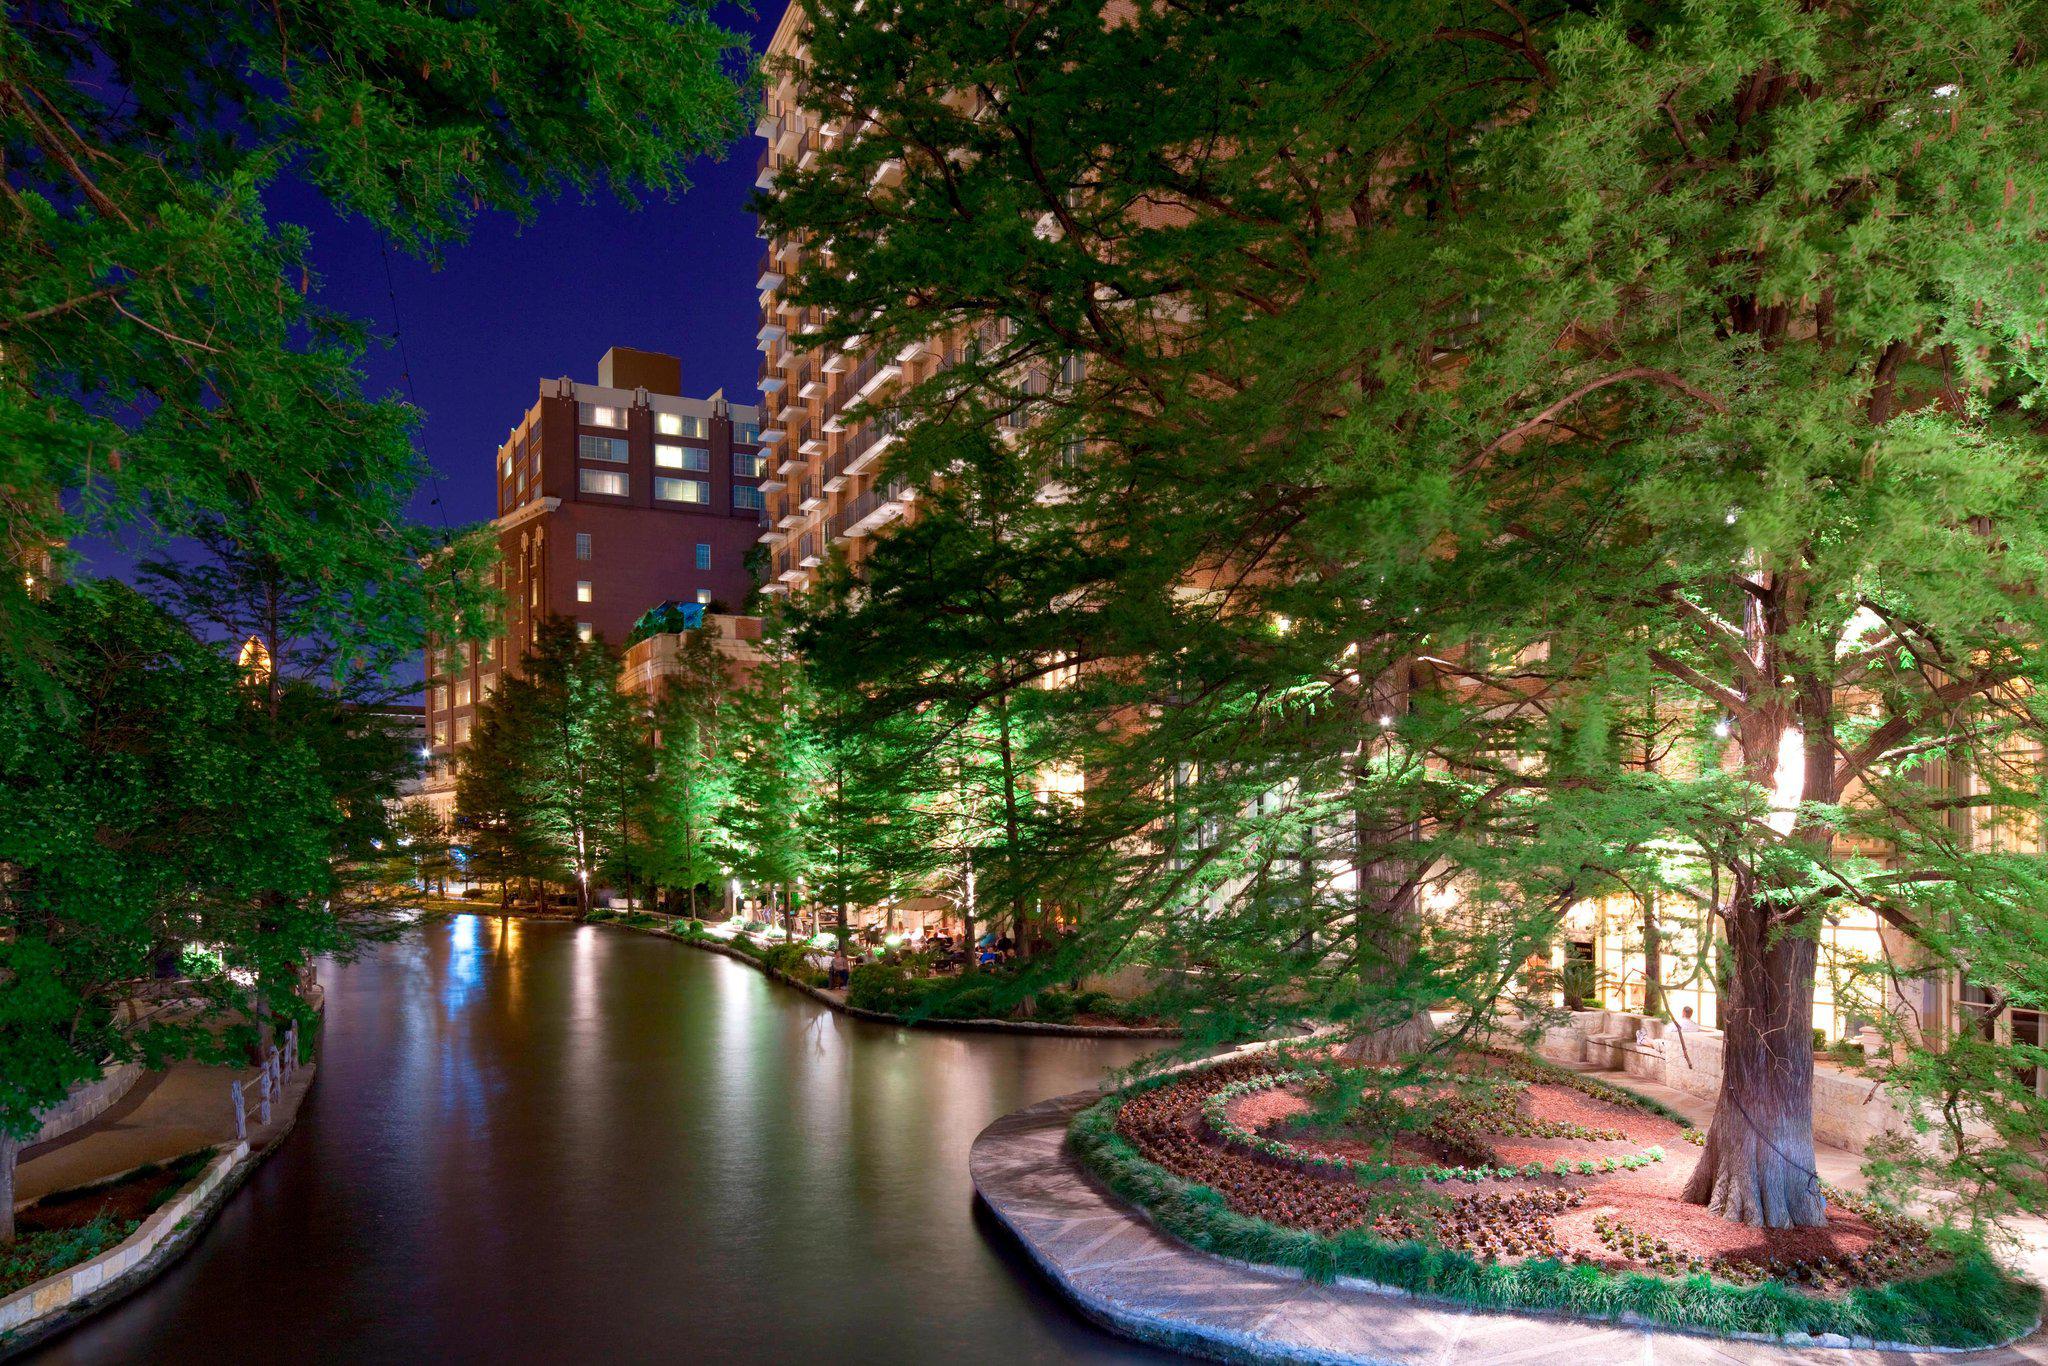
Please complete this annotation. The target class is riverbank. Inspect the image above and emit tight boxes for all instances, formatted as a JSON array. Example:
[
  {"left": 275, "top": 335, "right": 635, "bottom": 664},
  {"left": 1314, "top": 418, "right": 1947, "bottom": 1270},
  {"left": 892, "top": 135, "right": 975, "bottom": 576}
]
[
  {"left": 420, "top": 900, "right": 1180, "bottom": 1038},
  {"left": 1, "top": 1041, "right": 316, "bottom": 1359}
]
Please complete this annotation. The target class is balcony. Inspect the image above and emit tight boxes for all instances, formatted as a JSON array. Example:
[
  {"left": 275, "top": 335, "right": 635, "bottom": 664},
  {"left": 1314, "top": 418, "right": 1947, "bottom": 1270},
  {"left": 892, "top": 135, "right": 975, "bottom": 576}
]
[
  {"left": 754, "top": 145, "right": 776, "bottom": 190},
  {"left": 798, "top": 531, "right": 824, "bottom": 568},
  {"left": 758, "top": 357, "right": 784, "bottom": 394},
  {"left": 844, "top": 414, "right": 903, "bottom": 478},
  {"left": 837, "top": 478, "right": 913, "bottom": 540},
  {"left": 756, "top": 248, "right": 784, "bottom": 293},
  {"left": 798, "top": 476, "right": 823, "bottom": 511}
]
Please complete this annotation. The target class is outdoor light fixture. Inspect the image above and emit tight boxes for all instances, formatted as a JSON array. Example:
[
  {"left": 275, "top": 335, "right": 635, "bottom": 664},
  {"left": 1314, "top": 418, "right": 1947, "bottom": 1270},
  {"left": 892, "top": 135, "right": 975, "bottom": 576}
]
[
  {"left": 1378, "top": 714, "right": 1394, "bottom": 728},
  {"left": 1713, "top": 718, "right": 1732, "bottom": 739}
]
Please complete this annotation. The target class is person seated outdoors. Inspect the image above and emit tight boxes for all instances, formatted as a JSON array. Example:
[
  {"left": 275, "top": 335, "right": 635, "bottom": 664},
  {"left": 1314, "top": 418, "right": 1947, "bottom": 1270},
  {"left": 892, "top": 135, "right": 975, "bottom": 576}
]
[
  {"left": 828, "top": 948, "right": 851, "bottom": 990},
  {"left": 993, "top": 933, "right": 1016, "bottom": 962}
]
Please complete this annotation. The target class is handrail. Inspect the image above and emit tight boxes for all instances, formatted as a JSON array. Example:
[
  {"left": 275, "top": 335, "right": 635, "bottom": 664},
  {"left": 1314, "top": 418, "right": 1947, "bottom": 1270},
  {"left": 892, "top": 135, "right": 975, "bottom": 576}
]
[{"left": 229, "top": 1020, "right": 302, "bottom": 1142}]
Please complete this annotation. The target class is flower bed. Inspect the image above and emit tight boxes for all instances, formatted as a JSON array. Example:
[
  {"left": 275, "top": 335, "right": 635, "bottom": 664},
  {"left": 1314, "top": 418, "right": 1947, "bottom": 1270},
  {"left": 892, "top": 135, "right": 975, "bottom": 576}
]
[
  {"left": 1201, "top": 1072, "right": 1664, "bottom": 1184},
  {"left": 1070, "top": 1051, "right": 2040, "bottom": 1348}
]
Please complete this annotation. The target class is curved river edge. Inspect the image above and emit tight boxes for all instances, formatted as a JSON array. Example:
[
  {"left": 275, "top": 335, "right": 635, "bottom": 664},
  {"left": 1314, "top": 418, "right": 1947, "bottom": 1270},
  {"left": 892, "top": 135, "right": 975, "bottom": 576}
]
[
  {"left": 571, "top": 910, "right": 1185, "bottom": 1039},
  {"left": 970, "top": 1091, "right": 2047, "bottom": 1366},
  {"left": 0, "top": 1063, "right": 316, "bottom": 1361}
]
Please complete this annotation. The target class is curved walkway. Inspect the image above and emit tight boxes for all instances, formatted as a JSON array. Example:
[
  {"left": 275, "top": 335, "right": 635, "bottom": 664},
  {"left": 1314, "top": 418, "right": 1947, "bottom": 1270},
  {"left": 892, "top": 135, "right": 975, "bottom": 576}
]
[{"left": 970, "top": 1090, "right": 2048, "bottom": 1366}]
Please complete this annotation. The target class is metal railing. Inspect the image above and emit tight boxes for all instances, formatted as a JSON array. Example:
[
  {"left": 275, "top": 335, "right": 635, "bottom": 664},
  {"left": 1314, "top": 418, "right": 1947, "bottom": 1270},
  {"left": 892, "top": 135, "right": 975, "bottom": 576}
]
[{"left": 230, "top": 1021, "right": 302, "bottom": 1142}]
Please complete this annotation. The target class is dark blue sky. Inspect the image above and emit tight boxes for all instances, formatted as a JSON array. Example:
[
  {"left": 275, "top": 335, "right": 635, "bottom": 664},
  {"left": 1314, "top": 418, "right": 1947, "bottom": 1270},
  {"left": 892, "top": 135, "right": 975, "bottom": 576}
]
[{"left": 283, "top": 4, "right": 778, "bottom": 535}]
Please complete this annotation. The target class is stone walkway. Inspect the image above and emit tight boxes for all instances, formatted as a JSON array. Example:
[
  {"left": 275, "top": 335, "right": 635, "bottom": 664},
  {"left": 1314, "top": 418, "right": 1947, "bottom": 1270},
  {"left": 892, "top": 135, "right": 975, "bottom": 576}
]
[
  {"left": 971, "top": 1088, "right": 2048, "bottom": 1366},
  {"left": 17, "top": 1060, "right": 281, "bottom": 1206}
]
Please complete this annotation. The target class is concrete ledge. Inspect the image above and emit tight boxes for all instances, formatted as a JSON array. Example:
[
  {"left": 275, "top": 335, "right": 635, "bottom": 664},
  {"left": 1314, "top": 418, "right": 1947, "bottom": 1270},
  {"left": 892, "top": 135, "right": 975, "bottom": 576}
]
[{"left": 970, "top": 1089, "right": 2048, "bottom": 1366}]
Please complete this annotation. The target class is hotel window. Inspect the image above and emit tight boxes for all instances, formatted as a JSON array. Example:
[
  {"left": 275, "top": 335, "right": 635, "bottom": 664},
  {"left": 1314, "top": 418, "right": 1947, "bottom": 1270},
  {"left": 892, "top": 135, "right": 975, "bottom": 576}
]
[
  {"left": 479, "top": 673, "right": 496, "bottom": 700},
  {"left": 433, "top": 720, "right": 448, "bottom": 744},
  {"left": 432, "top": 685, "right": 448, "bottom": 711},
  {"left": 575, "top": 532, "right": 591, "bottom": 561},
  {"left": 580, "top": 468, "right": 629, "bottom": 497},
  {"left": 695, "top": 543, "right": 712, "bottom": 570},
  {"left": 576, "top": 580, "right": 593, "bottom": 603},
  {"left": 454, "top": 679, "right": 472, "bottom": 708},
  {"left": 656, "top": 477, "right": 709, "bottom": 504},
  {"left": 735, "top": 422, "right": 761, "bottom": 444},
  {"left": 577, "top": 621, "right": 594, "bottom": 643},
  {"left": 578, "top": 434, "right": 628, "bottom": 463},
  {"left": 482, "top": 637, "right": 496, "bottom": 663},
  {"left": 579, "top": 402, "right": 628, "bottom": 429},
  {"left": 733, "top": 449, "right": 765, "bottom": 478},
  {"left": 500, "top": 454, "right": 512, "bottom": 480},
  {"left": 695, "top": 588, "right": 713, "bottom": 606},
  {"left": 656, "top": 412, "right": 707, "bottom": 438},
  {"left": 455, "top": 715, "right": 473, "bottom": 744},
  {"left": 655, "top": 443, "right": 710, "bottom": 472},
  {"left": 732, "top": 485, "right": 766, "bottom": 513}
]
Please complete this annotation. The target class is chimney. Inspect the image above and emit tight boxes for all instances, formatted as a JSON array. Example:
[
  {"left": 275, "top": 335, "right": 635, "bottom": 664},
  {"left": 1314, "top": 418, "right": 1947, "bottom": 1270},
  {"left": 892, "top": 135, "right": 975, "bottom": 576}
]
[{"left": 597, "top": 347, "right": 683, "bottom": 396}]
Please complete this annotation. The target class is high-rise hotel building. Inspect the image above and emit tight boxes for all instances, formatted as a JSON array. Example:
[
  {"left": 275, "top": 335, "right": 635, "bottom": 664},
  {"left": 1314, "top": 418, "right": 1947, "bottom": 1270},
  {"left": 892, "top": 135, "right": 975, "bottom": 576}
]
[
  {"left": 420, "top": 347, "right": 766, "bottom": 811},
  {"left": 753, "top": 5, "right": 929, "bottom": 598}
]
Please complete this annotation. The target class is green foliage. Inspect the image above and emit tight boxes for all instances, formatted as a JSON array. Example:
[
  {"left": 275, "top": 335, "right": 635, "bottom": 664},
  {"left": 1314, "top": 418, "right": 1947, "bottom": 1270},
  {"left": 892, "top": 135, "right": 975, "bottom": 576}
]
[
  {"left": 0, "top": 583, "right": 389, "bottom": 1144},
  {"left": 767, "top": 0, "right": 2048, "bottom": 1224},
  {"left": 455, "top": 619, "right": 654, "bottom": 913},
  {"left": 0, "top": 1216, "right": 138, "bottom": 1298}
]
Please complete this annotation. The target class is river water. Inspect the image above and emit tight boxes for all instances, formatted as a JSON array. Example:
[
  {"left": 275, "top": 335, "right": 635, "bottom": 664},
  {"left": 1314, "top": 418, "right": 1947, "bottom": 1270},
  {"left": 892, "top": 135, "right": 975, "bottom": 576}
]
[{"left": 27, "top": 915, "right": 1175, "bottom": 1364}]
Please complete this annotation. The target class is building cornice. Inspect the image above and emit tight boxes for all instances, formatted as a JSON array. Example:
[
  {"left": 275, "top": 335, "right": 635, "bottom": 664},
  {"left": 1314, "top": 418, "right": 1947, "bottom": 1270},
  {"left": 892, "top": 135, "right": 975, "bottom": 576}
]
[{"left": 494, "top": 496, "right": 561, "bottom": 534}]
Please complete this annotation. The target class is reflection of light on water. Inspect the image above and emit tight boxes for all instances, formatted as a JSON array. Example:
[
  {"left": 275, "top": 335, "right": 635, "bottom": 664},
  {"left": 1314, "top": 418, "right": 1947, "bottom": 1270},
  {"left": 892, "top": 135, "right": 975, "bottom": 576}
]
[{"left": 444, "top": 914, "right": 483, "bottom": 1014}]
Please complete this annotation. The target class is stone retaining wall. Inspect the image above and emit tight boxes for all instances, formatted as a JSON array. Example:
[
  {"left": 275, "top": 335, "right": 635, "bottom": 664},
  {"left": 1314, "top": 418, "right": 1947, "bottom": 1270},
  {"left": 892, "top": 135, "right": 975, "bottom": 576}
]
[
  {"left": 28, "top": 1064, "right": 144, "bottom": 1149},
  {"left": 0, "top": 1142, "right": 246, "bottom": 1338}
]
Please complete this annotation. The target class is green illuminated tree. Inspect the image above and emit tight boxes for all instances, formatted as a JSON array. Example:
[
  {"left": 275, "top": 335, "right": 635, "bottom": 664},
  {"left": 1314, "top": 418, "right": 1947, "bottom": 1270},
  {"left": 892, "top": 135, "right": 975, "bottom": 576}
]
[
  {"left": 648, "top": 626, "right": 736, "bottom": 918},
  {"left": 768, "top": 0, "right": 2048, "bottom": 1233}
]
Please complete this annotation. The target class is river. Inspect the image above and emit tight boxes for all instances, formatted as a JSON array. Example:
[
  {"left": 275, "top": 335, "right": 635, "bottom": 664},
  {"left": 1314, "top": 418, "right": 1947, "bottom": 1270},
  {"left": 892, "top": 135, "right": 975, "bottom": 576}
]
[{"left": 26, "top": 914, "right": 1175, "bottom": 1364}]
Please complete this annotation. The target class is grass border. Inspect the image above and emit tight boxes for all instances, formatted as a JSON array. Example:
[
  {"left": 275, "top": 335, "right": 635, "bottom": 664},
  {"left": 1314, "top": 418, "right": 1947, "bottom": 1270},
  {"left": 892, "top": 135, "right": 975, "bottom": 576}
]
[{"left": 1068, "top": 1063, "right": 2040, "bottom": 1350}]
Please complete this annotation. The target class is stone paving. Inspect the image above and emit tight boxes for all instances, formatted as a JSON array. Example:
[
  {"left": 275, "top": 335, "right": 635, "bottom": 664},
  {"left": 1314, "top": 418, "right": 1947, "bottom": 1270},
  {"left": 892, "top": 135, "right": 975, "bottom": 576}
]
[
  {"left": 14, "top": 1060, "right": 275, "bottom": 1205},
  {"left": 970, "top": 1087, "right": 2048, "bottom": 1366}
]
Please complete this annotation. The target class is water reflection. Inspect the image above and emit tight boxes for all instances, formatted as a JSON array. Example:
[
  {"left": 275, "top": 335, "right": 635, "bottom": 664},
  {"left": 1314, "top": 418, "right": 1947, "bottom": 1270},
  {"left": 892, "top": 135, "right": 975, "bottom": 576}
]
[{"left": 26, "top": 916, "right": 1176, "bottom": 1365}]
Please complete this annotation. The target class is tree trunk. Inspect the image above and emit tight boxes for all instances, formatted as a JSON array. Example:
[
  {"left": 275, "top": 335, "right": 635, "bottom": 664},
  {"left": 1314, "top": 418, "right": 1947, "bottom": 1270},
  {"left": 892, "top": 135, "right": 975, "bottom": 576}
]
[
  {"left": 1342, "top": 662, "right": 1433, "bottom": 1064},
  {"left": 1, "top": 1133, "right": 15, "bottom": 1245},
  {"left": 1682, "top": 875, "right": 1827, "bottom": 1227},
  {"left": 1643, "top": 886, "right": 1663, "bottom": 1018}
]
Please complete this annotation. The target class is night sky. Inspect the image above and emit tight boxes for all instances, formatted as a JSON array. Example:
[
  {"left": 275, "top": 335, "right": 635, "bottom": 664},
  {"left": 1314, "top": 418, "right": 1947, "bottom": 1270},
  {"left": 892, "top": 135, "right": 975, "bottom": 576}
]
[{"left": 273, "top": 3, "right": 778, "bottom": 534}]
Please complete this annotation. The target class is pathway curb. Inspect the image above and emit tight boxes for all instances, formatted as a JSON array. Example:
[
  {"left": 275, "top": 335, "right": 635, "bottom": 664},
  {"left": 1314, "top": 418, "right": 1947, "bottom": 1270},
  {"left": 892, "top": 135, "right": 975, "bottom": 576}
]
[{"left": 970, "top": 1088, "right": 2048, "bottom": 1366}]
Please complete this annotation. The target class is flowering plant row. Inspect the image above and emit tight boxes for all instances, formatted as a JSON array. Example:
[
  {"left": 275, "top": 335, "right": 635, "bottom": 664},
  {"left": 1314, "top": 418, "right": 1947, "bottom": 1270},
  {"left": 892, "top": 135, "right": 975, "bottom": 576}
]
[{"left": 1201, "top": 1072, "right": 1664, "bottom": 1184}]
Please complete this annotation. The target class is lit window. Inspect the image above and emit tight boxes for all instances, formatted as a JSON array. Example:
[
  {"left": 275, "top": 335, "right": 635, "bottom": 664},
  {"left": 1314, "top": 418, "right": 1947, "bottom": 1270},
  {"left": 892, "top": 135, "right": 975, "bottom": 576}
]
[
  {"left": 695, "top": 543, "right": 712, "bottom": 570},
  {"left": 577, "top": 622, "right": 594, "bottom": 643},
  {"left": 455, "top": 680, "right": 472, "bottom": 707},
  {"left": 455, "top": 715, "right": 473, "bottom": 744},
  {"left": 575, "top": 533, "right": 591, "bottom": 561},
  {"left": 732, "top": 485, "right": 766, "bottom": 512},
  {"left": 578, "top": 402, "right": 628, "bottom": 429},
  {"left": 479, "top": 673, "right": 496, "bottom": 700},
  {"left": 696, "top": 589, "right": 713, "bottom": 606},
  {"left": 482, "top": 638, "right": 496, "bottom": 662},
  {"left": 580, "top": 469, "right": 629, "bottom": 497},
  {"left": 735, "top": 422, "right": 761, "bottom": 444},
  {"left": 657, "top": 412, "right": 708, "bottom": 438},
  {"left": 576, "top": 580, "right": 593, "bottom": 603},
  {"left": 432, "top": 685, "right": 448, "bottom": 711},
  {"left": 500, "top": 454, "right": 512, "bottom": 479},
  {"left": 433, "top": 720, "right": 448, "bottom": 745},
  {"left": 656, "top": 443, "right": 709, "bottom": 472},
  {"left": 733, "top": 450, "right": 765, "bottom": 478},
  {"left": 655, "top": 477, "right": 709, "bottom": 504},
  {"left": 578, "top": 434, "right": 628, "bottom": 463}
]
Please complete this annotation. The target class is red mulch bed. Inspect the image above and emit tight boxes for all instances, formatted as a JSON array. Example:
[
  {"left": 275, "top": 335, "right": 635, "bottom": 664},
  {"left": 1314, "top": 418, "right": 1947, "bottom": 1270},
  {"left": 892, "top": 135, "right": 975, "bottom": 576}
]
[
  {"left": 1124, "top": 1055, "right": 1925, "bottom": 1287},
  {"left": 16, "top": 1153, "right": 210, "bottom": 1234}
]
